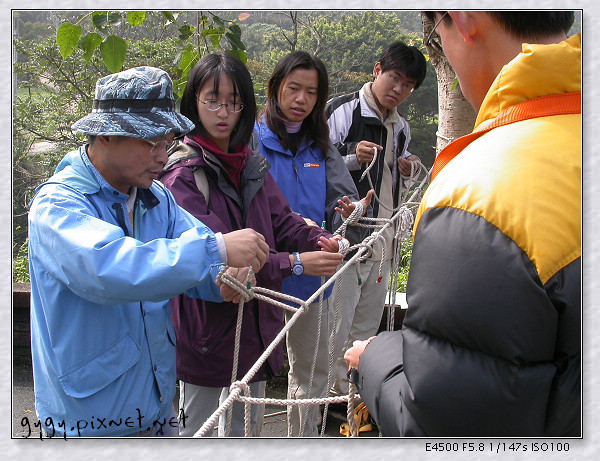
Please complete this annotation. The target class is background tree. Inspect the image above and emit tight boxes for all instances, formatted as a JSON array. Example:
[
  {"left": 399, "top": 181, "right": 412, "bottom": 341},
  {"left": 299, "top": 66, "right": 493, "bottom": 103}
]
[
  {"left": 421, "top": 13, "right": 476, "bottom": 156},
  {"left": 420, "top": 11, "right": 581, "bottom": 156}
]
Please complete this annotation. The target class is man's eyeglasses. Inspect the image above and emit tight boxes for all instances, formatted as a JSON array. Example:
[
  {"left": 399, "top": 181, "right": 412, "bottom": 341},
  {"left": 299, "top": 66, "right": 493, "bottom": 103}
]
[
  {"left": 384, "top": 72, "right": 416, "bottom": 92},
  {"left": 426, "top": 12, "right": 449, "bottom": 57},
  {"left": 142, "top": 138, "right": 178, "bottom": 156},
  {"left": 198, "top": 99, "right": 244, "bottom": 113}
]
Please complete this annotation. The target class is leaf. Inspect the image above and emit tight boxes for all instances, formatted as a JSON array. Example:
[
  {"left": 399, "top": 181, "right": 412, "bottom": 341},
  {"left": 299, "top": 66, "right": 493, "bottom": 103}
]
[
  {"left": 225, "top": 32, "right": 245, "bottom": 51},
  {"left": 99, "top": 35, "right": 127, "bottom": 73},
  {"left": 228, "top": 24, "right": 242, "bottom": 36},
  {"left": 225, "top": 49, "right": 247, "bottom": 64},
  {"left": 161, "top": 11, "right": 177, "bottom": 24},
  {"left": 178, "top": 24, "right": 194, "bottom": 41},
  {"left": 79, "top": 32, "right": 102, "bottom": 63},
  {"left": 92, "top": 11, "right": 122, "bottom": 30},
  {"left": 209, "top": 33, "right": 221, "bottom": 49},
  {"left": 451, "top": 77, "right": 459, "bottom": 91},
  {"left": 212, "top": 15, "right": 225, "bottom": 28},
  {"left": 178, "top": 48, "right": 198, "bottom": 75},
  {"left": 174, "top": 79, "right": 188, "bottom": 100},
  {"left": 56, "top": 22, "right": 82, "bottom": 59},
  {"left": 126, "top": 11, "right": 146, "bottom": 27},
  {"left": 238, "top": 13, "right": 251, "bottom": 21}
]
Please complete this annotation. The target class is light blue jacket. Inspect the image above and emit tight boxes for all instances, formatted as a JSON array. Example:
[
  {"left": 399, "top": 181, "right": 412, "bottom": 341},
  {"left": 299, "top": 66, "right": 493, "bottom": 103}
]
[{"left": 28, "top": 146, "right": 224, "bottom": 437}]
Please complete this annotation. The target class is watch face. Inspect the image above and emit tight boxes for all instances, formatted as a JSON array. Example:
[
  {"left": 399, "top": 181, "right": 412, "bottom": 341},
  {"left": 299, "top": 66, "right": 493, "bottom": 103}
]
[{"left": 293, "top": 264, "right": 304, "bottom": 276}]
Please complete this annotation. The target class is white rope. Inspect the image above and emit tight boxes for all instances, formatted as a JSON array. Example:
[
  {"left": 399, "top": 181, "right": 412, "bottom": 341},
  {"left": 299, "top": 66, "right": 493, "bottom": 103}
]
[{"left": 193, "top": 167, "right": 430, "bottom": 438}]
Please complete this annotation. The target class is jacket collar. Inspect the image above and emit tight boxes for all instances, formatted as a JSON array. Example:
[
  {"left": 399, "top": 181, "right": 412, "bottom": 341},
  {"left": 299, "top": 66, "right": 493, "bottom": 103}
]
[
  {"left": 42, "top": 145, "right": 159, "bottom": 209},
  {"left": 254, "top": 118, "right": 315, "bottom": 157},
  {"left": 476, "top": 34, "right": 581, "bottom": 128}
]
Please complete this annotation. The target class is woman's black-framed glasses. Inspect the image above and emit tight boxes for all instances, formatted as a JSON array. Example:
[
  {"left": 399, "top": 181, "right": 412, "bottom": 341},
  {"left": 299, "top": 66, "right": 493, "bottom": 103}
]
[
  {"left": 198, "top": 99, "right": 244, "bottom": 113},
  {"left": 426, "top": 12, "right": 449, "bottom": 57}
]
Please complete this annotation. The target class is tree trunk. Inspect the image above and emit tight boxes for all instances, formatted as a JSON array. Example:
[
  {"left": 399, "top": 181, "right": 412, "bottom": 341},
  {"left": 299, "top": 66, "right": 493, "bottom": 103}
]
[{"left": 421, "top": 13, "right": 477, "bottom": 157}]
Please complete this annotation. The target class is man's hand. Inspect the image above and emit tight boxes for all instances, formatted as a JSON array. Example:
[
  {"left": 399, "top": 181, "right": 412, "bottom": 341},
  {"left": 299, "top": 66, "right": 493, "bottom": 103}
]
[
  {"left": 290, "top": 251, "right": 344, "bottom": 277},
  {"left": 356, "top": 141, "right": 383, "bottom": 164},
  {"left": 398, "top": 155, "right": 420, "bottom": 176},
  {"left": 222, "top": 229, "right": 269, "bottom": 271},
  {"left": 335, "top": 189, "right": 374, "bottom": 218},
  {"left": 344, "top": 336, "right": 377, "bottom": 371},
  {"left": 219, "top": 266, "right": 255, "bottom": 304}
]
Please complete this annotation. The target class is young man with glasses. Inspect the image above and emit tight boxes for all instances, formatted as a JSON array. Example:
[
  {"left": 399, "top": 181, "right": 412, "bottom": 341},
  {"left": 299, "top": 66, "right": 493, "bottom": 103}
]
[
  {"left": 325, "top": 41, "right": 427, "bottom": 396},
  {"left": 27, "top": 66, "right": 270, "bottom": 437},
  {"left": 345, "top": 11, "right": 580, "bottom": 437}
]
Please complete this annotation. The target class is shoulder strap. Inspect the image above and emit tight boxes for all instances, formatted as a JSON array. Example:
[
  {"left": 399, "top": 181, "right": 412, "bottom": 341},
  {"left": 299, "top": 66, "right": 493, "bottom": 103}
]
[
  {"left": 192, "top": 167, "right": 209, "bottom": 204},
  {"left": 164, "top": 143, "right": 201, "bottom": 170},
  {"left": 164, "top": 142, "right": 210, "bottom": 203},
  {"left": 431, "top": 91, "right": 581, "bottom": 181}
]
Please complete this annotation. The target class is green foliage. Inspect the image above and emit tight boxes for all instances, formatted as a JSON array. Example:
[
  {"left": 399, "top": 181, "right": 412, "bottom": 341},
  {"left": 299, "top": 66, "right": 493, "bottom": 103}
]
[
  {"left": 13, "top": 239, "right": 30, "bottom": 283},
  {"left": 54, "top": 10, "right": 249, "bottom": 96},
  {"left": 395, "top": 238, "right": 413, "bottom": 293}
]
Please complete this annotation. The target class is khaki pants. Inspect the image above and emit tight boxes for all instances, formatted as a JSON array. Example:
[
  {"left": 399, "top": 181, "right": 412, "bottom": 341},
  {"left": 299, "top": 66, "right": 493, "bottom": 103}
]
[
  {"left": 285, "top": 297, "right": 332, "bottom": 437},
  {"left": 178, "top": 380, "right": 265, "bottom": 437},
  {"left": 330, "top": 259, "right": 391, "bottom": 394}
]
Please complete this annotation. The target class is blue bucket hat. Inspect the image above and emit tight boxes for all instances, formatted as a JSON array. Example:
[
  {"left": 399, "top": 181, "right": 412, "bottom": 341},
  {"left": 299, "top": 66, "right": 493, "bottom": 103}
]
[{"left": 72, "top": 66, "right": 194, "bottom": 139}]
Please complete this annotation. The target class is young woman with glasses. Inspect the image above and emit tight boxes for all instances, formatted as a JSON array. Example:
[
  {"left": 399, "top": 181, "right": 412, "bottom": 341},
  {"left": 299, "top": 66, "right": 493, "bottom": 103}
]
[{"left": 159, "top": 53, "right": 344, "bottom": 437}]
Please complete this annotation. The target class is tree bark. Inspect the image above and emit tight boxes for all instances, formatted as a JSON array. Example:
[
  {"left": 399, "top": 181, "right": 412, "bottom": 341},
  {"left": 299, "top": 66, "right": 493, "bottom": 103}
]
[{"left": 421, "top": 13, "right": 476, "bottom": 157}]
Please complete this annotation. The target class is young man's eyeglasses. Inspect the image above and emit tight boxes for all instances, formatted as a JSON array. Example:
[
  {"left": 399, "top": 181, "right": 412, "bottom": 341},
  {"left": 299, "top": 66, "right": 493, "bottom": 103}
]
[
  {"left": 426, "top": 12, "right": 449, "bottom": 57},
  {"left": 142, "top": 139, "right": 178, "bottom": 157},
  {"left": 384, "top": 72, "right": 416, "bottom": 92},
  {"left": 198, "top": 99, "right": 244, "bottom": 113}
]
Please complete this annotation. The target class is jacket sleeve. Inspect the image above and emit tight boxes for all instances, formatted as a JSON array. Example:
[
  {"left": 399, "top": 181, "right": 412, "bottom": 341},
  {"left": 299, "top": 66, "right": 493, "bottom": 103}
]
[
  {"left": 358, "top": 205, "right": 567, "bottom": 437},
  {"left": 327, "top": 102, "right": 361, "bottom": 171},
  {"left": 264, "top": 172, "right": 332, "bottom": 253},
  {"left": 324, "top": 143, "right": 371, "bottom": 243},
  {"left": 357, "top": 331, "right": 426, "bottom": 437},
  {"left": 161, "top": 165, "right": 310, "bottom": 285},
  {"left": 28, "top": 183, "right": 224, "bottom": 305}
]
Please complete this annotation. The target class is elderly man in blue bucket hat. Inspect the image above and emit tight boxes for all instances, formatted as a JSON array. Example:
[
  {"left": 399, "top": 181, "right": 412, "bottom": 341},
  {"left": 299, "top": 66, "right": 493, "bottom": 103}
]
[{"left": 27, "top": 67, "right": 270, "bottom": 437}]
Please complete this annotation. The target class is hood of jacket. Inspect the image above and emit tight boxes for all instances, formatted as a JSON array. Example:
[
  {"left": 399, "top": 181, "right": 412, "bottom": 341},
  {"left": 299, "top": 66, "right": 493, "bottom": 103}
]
[{"left": 46, "top": 146, "right": 100, "bottom": 195}]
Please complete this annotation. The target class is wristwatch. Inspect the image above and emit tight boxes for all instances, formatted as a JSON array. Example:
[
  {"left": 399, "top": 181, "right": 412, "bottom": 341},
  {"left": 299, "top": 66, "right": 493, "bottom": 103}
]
[{"left": 292, "top": 252, "right": 304, "bottom": 276}]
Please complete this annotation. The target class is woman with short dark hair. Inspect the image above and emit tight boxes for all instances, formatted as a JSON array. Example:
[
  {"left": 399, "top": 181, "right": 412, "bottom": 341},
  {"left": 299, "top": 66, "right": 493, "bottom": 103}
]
[
  {"left": 160, "top": 53, "right": 344, "bottom": 437},
  {"left": 253, "top": 51, "right": 371, "bottom": 437}
]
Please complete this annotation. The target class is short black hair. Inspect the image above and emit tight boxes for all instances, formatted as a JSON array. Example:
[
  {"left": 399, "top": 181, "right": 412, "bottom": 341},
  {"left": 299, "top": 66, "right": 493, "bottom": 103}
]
[
  {"left": 180, "top": 53, "right": 256, "bottom": 147},
  {"left": 378, "top": 41, "right": 427, "bottom": 89},
  {"left": 424, "top": 11, "right": 575, "bottom": 40},
  {"left": 260, "top": 51, "right": 331, "bottom": 155}
]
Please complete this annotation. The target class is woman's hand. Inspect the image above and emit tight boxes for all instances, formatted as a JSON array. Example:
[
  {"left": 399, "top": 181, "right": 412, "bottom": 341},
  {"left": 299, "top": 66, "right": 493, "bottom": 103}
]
[
  {"left": 335, "top": 189, "right": 374, "bottom": 218},
  {"left": 303, "top": 217, "right": 319, "bottom": 227},
  {"left": 317, "top": 235, "right": 345, "bottom": 253},
  {"left": 290, "top": 251, "right": 343, "bottom": 277}
]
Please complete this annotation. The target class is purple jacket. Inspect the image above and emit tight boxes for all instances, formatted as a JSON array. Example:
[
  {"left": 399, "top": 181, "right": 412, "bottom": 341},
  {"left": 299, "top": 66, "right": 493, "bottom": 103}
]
[{"left": 159, "top": 141, "right": 331, "bottom": 387}]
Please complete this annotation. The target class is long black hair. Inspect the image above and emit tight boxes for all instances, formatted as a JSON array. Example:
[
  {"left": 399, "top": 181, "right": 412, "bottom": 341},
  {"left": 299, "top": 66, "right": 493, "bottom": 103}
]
[
  {"left": 180, "top": 53, "right": 256, "bottom": 147},
  {"left": 259, "top": 51, "right": 330, "bottom": 155}
]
